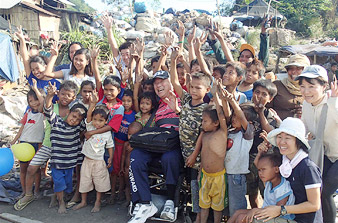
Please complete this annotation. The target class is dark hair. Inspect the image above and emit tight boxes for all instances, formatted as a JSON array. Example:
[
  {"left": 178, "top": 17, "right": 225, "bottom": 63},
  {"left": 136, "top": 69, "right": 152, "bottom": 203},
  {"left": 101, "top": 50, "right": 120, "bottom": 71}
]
[
  {"left": 258, "top": 153, "right": 282, "bottom": 167},
  {"left": 225, "top": 61, "right": 246, "bottom": 77},
  {"left": 151, "top": 55, "right": 169, "bottom": 69},
  {"left": 128, "top": 121, "right": 143, "bottom": 135},
  {"left": 29, "top": 55, "right": 47, "bottom": 66},
  {"left": 59, "top": 80, "right": 79, "bottom": 94},
  {"left": 68, "top": 42, "right": 83, "bottom": 60},
  {"left": 103, "top": 75, "right": 121, "bottom": 89},
  {"left": 142, "top": 78, "right": 153, "bottom": 87},
  {"left": 176, "top": 63, "right": 185, "bottom": 70},
  {"left": 70, "top": 103, "right": 87, "bottom": 118},
  {"left": 298, "top": 76, "right": 328, "bottom": 87},
  {"left": 239, "top": 49, "right": 254, "bottom": 59},
  {"left": 203, "top": 105, "right": 219, "bottom": 124},
  {"left": 331, "top": 62, "right": 337, "bottom": 67},
  {"left": 139, "top": 92, "right": 157, "bottom": 111},
  {"left": 191, "top": 72, "right": 212, "bottom": 88},
  {"left": 213, "top": 66, "right": 226, "bottom": 78},
  {"left": 69, "top": 48, "right": 92, "bottom": 76},
  {"left": 296, "top": 138, "right": 309, "bottom": 153},
  {"left": 119, "top": 41, "right": 132, "bottom": 52},
  {"left": 248, "top": 58, "right": 265, "bottom": 77},
  {"left": 27, "top": 89, "right": 38, "bottom": 102},
  {"left": 190, "top": 59, "right": 211, "bottom": 71},
  {"left": 80, "top": 80, "right": 95, "bottom": 91},
  {"left": 123, "top": 89, "right": 133, "bottom": 98},
  {"left": 239, "top": 102, "right": 259, "bottom": 123},
  {"left": 92, "top": 104, "right": 109, "bottom": 120},
  {"left": 253, "top": 79, "right": 278, "bottom": 98}
]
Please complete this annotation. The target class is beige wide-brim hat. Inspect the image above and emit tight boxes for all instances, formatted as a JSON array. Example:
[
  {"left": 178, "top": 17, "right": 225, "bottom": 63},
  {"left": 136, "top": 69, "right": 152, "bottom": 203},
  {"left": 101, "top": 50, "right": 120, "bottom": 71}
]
[
  {"left": 285, "top": 54, "right": 310, "bottom": 68},
  {"left": 267, "top": 117, "right": 311, "bottom": 150}
]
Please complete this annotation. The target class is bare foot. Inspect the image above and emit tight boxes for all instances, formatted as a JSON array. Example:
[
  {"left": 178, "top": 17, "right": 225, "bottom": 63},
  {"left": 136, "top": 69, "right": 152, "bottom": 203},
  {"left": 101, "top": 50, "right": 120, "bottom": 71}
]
[
  {"left": 58, "top": 203, "right": 67, "bottom": 214},
  {"left": 69, "top": 193, "right": 81, "bottom": 203},
  {"left": 73, "top": 202, "right": 87, "bottom": 211},
  {"left": 49, "top": 194, "right": 58, "bottom": 208},
  {"left": 91, "top": 203, "right": 101, "bottom": 213}
]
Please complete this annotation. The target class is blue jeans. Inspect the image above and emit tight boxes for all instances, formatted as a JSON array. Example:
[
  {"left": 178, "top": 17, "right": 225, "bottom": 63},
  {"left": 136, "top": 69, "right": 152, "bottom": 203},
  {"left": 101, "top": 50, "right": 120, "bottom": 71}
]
[{"left": 227, "top": 174, "right": 247, "bottom": 216}]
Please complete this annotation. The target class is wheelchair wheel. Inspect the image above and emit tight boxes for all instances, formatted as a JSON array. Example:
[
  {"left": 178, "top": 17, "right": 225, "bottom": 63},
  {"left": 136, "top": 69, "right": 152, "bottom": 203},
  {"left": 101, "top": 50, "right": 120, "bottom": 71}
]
[{"left": 184, "top": 215, "right": 192, "bottom": 223}]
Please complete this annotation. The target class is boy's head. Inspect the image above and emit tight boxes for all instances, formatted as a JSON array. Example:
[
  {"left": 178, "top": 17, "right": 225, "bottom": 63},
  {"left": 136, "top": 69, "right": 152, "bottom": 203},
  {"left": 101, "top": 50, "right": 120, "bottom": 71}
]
[
  {"left": 252, "top": 80, "right": 277, "bottom": 108},
  {"left": 122, "top": 89, "right": 133, "bottom": 112},
  {"left": 27, "top": 89, "right": 43, "bottom": 111},
  {"left": 331, "top": 62, "right": 338, "bottom": 72},
  {"left": 257, "top": 153, "right": 281, "bottom": 182},
  {"left": 58, "top": 80, "right": 78, "bottom": 106},
  {"left": 223, "top": 62, "right": 246, "bottom": 87},
  {"left": 151, "top": 56, "right": 169, "bottom": 72},
  {"left": 67, "top": 103, "right": 87, "bottom": 126},
  {"left": 103, "top": 75, "right": 121, "bottom": 101},
  {"left": 202, "top": 105, "right": 219, "bottom": 132},
  {"left": 142, "top": 78, "right": 154, "bottom": 93},
  {"left": 190, "top": 59, "right": 211, "bottom": 75},
  {"left": 231, "top": 103, "right": 259, "bottom": 129},
  {"left": 128, "top": 121, "right": 143, "bottom": 140},
  {"left": 245, "top": 58, "right": 265, "bottom": 84},
  {"left": 213, "top": 66, "right": 226, "bottom": 80},
  {"left": 176, "top": 63, "right": 187, "bottom": 86},
  {"left": 119, "top": 41, "right": 132, "bottom": 66},
  {"left": 190, "top": 72, "right": 211, "bottom": 100},
  {"left": 92, "top": 104, "right": 109, "bottom": 129}
]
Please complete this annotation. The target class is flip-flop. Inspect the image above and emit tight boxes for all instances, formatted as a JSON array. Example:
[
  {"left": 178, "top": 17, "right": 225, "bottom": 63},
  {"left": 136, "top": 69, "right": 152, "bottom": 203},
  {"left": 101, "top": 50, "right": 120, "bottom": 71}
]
[
  {"left": 66, "top": 201, "right": 78, "bottom": 209},
  {"left": 14, "top": 195, "right": 34, "bottom": 211}
]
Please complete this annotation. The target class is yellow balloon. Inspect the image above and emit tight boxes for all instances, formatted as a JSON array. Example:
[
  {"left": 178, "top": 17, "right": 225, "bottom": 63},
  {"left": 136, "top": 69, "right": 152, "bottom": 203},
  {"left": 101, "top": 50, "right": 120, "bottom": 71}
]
[{"left": 11, "top": 143, "right": 36, "bottom": 162}]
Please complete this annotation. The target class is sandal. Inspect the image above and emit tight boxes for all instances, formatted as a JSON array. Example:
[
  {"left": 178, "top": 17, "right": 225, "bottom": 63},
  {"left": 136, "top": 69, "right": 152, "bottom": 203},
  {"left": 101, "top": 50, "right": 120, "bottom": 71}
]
[
  {"left": 14, "top": 194, "right": 34, "bottom": 211},
  {"left": 66, "top": 201, "right": 78, "bottom": 209}
]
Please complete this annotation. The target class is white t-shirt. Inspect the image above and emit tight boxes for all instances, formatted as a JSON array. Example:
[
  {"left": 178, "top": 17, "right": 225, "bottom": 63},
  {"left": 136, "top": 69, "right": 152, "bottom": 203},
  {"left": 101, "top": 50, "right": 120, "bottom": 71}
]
[
  {"left": 81, "top": 119, "right": 115, "bottom": 160},
  {"left": 225, "top": 123, "right": 254, "bottom": 174},
  {"left": 19, "top": 110, "right": 45, "bottom": 143}
]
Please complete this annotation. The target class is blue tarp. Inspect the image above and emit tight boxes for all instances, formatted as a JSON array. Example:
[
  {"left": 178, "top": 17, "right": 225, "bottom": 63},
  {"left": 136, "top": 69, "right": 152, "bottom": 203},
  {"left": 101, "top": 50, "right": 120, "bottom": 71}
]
[{"left": 0, "top": 33, "right": 19, "bottom": 82}]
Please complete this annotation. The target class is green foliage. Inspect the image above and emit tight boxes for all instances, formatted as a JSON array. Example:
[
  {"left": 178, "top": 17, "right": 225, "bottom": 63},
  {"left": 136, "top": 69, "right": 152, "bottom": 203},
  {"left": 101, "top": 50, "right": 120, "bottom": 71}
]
[
  {"left": 68, "top": 0, "right": 95, "bottom": 13},
  {"left": 245, "top": 29, "right": 260, "bottom": 49}
]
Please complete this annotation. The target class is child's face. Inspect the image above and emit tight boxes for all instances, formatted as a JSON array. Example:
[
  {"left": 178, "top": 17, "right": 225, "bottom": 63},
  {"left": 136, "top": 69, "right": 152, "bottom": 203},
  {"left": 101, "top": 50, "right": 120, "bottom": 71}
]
[
  {"left": 252, "top": 86, "right": 272, "bottom": 108},
  {"left": 332, "top": 65, "right": 338, "bottom": 72},
  {"left": 257, "top": 158, "right": 279, "bottom": 183},
  {"left": 30, "top": 62, "right": 46, "bottom": 79},
  {"left": 202, "top": 113, "right": 218, "bottom": 132},
  {"left": 80, "top": 85, "right": 93, "bottom": 103},
  {"left": 66, "top": 111, "right": 83, "bottom": 126},
  {"left": 139, "top": 98, "right": 152, "bottom": 114},
  {"left": 212, "top": 70, "right": 222, "bottom": 80},
  {"left": 231, "top": 113, "right": 242, "bottom": 130},
  {"left": 92, "top": 113, "right": 106, "bottom": 129},
  {"left": 190, "top": 78, "right": 209, "bottom": 101},
  {"left": 222, "top": 66, "right": 241, "bottom": 87},
  {"left": 177, "top": 68, "right": 186, "bottom": 85},
  {"left": 142, "top": 84, "right": 154, "bottom": 93},
  {"left": 121, "top": 49, "right": 131, "bottom": 66},
  {"left": 58, "top": 89, "right": 76, "bottom": 106},
  {"left": 103, "top": 84, "right": 120, "bottom": 102},
  {"left": 28, "top": 95, "right": 40, "bottom": 111},
  {"left": 190, "top": 64, "right": 201, "bottom": 74},
  {"left": 152, "top": 61, "right": 159, "bottom": 73},
  {"left": 122, "top": 95, "right": 133, "bottom": 111},
  {"left": 245, "top": 66, "right": 260, "bottom": 84},
  {"left": 73, "top": 54, "right": 89, "bottom": 71}
]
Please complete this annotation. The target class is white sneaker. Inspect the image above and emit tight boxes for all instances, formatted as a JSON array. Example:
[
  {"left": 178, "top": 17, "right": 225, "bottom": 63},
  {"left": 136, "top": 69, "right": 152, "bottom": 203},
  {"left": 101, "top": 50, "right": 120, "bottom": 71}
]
[
  {"left": 160, "top": 200, "right": 175, "bottom": 221},
  {"left": 128, "top": 202, "right": 158, "bottom": 223},
  {"left": 129, "top": 202, "right": 140, "bottom": 217}
]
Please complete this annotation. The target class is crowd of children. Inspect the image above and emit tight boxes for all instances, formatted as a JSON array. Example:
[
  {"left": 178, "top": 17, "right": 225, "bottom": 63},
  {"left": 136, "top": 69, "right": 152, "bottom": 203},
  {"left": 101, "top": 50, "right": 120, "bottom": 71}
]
[{"left": 9, "top": 14, "right": 338, "bottom": 223}]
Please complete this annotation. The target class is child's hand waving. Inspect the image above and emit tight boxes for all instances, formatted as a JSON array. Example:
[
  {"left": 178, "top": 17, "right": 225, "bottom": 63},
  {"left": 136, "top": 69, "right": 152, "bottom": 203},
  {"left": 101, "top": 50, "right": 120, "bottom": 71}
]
[{"left": 46, "top": 81, "right": 58, "bottom": 97}]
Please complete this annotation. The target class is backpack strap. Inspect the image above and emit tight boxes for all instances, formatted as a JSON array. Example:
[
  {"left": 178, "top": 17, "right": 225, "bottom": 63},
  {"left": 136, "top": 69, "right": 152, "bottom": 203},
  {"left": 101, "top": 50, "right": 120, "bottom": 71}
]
[{"left": 144, "top": 109, "right": 157, "bottom": 128}]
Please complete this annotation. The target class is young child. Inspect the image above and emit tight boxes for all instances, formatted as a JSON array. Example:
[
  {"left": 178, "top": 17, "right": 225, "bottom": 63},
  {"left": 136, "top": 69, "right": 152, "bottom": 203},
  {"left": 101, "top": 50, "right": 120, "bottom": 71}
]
[
  {"left": 229, "top": 153, "right": 295, "bottom": 223},
  {"left": 73, "top": 96, "right": 114, "bottom": 213},
  {"left": 169, "top": 48, "right": 211, "bottom": 222},
  {"left": 212, "top": 66, "right": 226, "bottom": 81},
  {"left": 141, "top": 79, "right": 154, "bottom": 93},
  {"left": 44, "top": 82, "right": 87, "bottom": 214},
  {"left": 176, "top": 63, "right": 188, "bottom": 91},
  {"left": 199, "top": 90, "right": 228, "bottom": 223},
  {"left": 112, "top": 90, "right": 136, "bottom": 203},
  {"left": 11, "top": 79, "right": 44, "bottom": 199},
  {"left": 247, "top": 79, "right": 280, "bottom": 209},
  {"left": 237, "top": 58, "right": 265, "bottom": 100},
  {"left": 220, "top": 86, "right": 259, "bottom": 216},
  {"left": 70, "top": 80, "right": 95, "bottom": 109},
  {"left": 121, "top": 121, "right": 143, "bottom": 206}
]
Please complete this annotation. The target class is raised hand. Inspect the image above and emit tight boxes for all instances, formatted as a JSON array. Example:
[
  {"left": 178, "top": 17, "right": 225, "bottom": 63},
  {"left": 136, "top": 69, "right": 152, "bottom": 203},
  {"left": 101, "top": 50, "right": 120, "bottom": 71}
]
[
  {"left": 160, "top": 45, "right": 169, "bottom": 57},
  {"left": 187, "top": 25, "right": 196, "bottom": 45},
  {"left": 164, "top": 31, "right": 175, "bottom": 46},
  {"left": 32, "top": 78, "right": 38, "bottom": 91},
  {"left": 90, "top": 45, "right": 100, "bottom": 59},
  {"left": 170, "top": 46, "right": 180, "bottom": 60},
  {"left": 113, "top": 57, "right": 123, "bottom": 74},
  {"left": 121, "top": 68, "right": 130, "bottom": 84},
  {"left": 163, "top": 90, "right": 180, "bottom": 113},
  {"left": 46, "top": 81, "right": 58, "bottom": 97},
  {"left": 50, "top": 41, "right": 61, "bottom": 56},
  {"left": 219, "top": 86, "right": 233, "bottom": 102},
  {"left": 135, "top": 37, "right": 145, "bottom": 55},
  {"left": 15, "top": 25, "right": 25, "bottom": 40},
  {"left": 101, "top": 14, "right": 114, "bottom": 30},
  {"left": 331, "top": 75, "right": 338, "bottom": 97},
  {"left": 89, "top": 90, "right": 98, "bottom": 105},
  {"left": 135, "top": 70, "right": 143, "bottom": 83},
  {"left": 176, "top": 20, "right": 185, "bottom": 38}
]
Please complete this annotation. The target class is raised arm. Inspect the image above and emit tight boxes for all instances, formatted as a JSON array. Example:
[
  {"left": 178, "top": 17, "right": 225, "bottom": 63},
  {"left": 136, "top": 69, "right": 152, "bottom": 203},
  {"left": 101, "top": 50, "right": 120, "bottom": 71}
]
[
  {"left": 153, "top": 45, "right": 168, "bottom": 73},
  {"left": 134, "top": 38, "right": 146, "bottom": 80},
  {"left": 45, "top": 82, "right": 58, "bottom": 109},
  {"left": 258, "top": 16, "right": 270, "bottom": 67},
  {"left": 31, "top": 79, "right": 44, "bottom": 113},
  {"left": 90, "top": 45, "right": 102, "bottom": 91},
  {"left": 213, "top": 87, "right": 227, "bottom": 133},
  {"left": 101, "top": 15, "right": 119, "bottom": 58},
  {"left": 15, "top": 27, "right": 31, "bottom": 78},
  {"left": 44, "top": 41, "right": 64, "bottom": 79},
  {"left": 87, "top": 91, "right": 98, "bottom": 122},
  {"left": 170, "top": 47, "right": 183, "bottom": 98},
  {"left": 193, "top": 33, "right": 212, "bottom": 77},
  {"left": 176, "top": 20, "right": 185, "bottom": 53},
  {"left": 187, "top": 25, "right": 196, "bottom": 63},
  {"left": 212, "top": 22, "right": 234, "bottom": 63},
  {"left": 133, "top": 66, "right": 143, "bottom": 112}
]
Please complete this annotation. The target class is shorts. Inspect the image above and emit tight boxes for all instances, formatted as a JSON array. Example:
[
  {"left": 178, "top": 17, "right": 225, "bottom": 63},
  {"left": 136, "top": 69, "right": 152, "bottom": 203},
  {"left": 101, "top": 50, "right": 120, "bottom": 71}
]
[
  {"left": 246, "top": 153, "right": 259, "bottom": 196},
  {"left": 111, "top": 138, "right": 124, "bottom": 175},
  {"left": 199, "top": 168, "right": 226, "bottom": 211},
  {"left": 19, "top": 142, "right": 40, "bottom": 164},
  {"left": 51, "top": 167, "right": 74, "bottom": 193},
  {"left": 29, "top": 145, "right": 51, "bottom": 166},
  {"left": 79, "top": 157, "right": 111, "bottom": 193}
]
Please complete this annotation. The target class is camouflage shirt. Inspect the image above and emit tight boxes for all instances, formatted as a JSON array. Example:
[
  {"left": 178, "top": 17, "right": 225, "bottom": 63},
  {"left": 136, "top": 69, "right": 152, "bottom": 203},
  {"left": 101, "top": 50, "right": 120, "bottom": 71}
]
[{"left": 179, "top": 90, "right": 208, "bottom": 169}]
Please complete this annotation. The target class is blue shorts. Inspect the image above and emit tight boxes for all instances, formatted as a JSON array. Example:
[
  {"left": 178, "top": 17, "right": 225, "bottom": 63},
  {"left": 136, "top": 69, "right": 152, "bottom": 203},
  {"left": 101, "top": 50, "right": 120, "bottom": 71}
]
[
  {"left": 20, "top": 142, "right": 39, "bottom": 164},
  {"left": 51, "top": 168, "right": 74, "bottom": 193}
]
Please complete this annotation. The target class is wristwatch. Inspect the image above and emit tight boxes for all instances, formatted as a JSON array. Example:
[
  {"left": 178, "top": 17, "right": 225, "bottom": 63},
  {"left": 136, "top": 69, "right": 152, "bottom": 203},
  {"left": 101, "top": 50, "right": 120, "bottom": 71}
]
[{"left": 280, "top": 205, "right": 287, "bottom": 216}]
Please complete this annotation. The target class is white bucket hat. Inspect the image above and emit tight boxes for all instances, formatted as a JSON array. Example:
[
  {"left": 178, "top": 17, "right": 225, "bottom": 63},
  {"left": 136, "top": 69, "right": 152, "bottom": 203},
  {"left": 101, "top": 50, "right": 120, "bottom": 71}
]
[{"left": 267, "top": 117, "right": 310, "bottom": 150}]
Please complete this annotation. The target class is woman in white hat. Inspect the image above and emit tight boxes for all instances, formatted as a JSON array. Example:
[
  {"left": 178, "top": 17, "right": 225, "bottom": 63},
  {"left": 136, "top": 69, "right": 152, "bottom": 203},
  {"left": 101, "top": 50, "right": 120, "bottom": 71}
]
[
  {"left": 297, "top": 65, "right": 338, "bottom": 223},
  {"left": 254, "top": 117, "right": 322, "bottom": 223}
]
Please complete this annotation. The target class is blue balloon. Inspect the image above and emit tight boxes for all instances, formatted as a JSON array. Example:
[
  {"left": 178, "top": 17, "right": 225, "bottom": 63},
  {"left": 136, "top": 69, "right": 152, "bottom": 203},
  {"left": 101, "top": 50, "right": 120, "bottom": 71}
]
[{"left": 0, "top": 147, "right": 14, "bottom": 176}]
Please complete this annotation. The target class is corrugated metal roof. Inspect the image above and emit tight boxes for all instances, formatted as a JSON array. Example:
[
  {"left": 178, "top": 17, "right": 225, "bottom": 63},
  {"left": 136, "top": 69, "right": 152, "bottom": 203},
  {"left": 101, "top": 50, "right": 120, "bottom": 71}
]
[
  {"left": 21, "top": 1, "right": 60, "bottom": 17},
  {"left": 0, "top": 0, "right": 22, "bottom": 9}
]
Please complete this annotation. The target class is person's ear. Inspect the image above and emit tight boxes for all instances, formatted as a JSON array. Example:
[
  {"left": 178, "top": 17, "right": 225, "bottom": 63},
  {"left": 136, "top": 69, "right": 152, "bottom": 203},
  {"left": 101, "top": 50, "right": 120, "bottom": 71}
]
[
  {"left": 267, "top": 96, "right": 274, "bottom": 103},
  {"left": 275, "top": 166, "right": 280, "bottom": 174}
]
